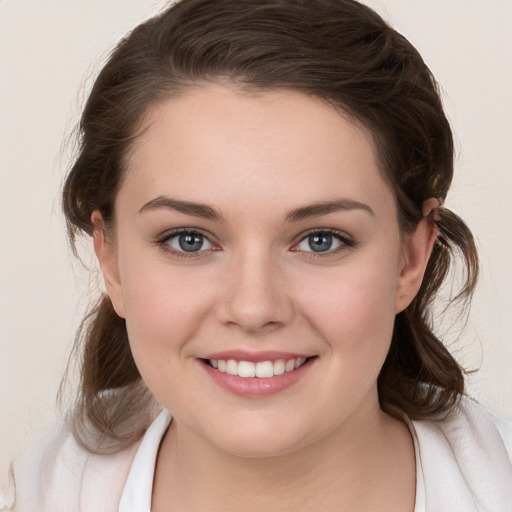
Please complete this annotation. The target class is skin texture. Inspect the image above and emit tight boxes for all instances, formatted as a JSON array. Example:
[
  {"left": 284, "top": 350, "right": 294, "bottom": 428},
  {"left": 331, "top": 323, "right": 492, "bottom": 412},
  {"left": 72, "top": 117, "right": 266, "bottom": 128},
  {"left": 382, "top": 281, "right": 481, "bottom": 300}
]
[{"left": 93, "top": 85, "right": 437, "bottom": 511}]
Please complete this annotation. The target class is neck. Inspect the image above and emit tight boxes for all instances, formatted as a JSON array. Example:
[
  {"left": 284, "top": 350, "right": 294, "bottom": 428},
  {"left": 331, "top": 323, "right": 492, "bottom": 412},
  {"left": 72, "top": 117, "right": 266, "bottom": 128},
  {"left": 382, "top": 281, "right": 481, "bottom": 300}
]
[{"left": 152, "top": 399, "right": 416, "bottom": 512}]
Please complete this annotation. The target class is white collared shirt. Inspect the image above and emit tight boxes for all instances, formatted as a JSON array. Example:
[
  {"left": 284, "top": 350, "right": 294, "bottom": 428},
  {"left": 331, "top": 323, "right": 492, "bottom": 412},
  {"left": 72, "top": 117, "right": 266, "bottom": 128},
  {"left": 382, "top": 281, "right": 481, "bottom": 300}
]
[{"left": 12, "top": 396, "right": 512, "bottom": 512}]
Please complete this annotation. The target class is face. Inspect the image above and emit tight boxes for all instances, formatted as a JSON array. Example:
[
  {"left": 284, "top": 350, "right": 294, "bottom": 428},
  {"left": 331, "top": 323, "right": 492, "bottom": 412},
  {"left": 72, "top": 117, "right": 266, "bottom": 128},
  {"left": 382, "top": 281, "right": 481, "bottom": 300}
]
[{"left": 95, "top": 85, "right": 433, "bottom": 457}]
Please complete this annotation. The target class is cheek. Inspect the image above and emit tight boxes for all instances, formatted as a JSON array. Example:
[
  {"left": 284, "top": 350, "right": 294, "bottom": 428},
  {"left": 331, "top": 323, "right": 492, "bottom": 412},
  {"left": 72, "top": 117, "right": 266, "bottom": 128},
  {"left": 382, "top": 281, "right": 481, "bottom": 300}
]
[
  {"left": 297, "top": 258, "right": 399, "bottom": 357},
  {"left": 291, "top": 261, "right": 399, "bottom": 423},
  {"left": 118, "top": 258, "right": 214, "bottom": 371}
]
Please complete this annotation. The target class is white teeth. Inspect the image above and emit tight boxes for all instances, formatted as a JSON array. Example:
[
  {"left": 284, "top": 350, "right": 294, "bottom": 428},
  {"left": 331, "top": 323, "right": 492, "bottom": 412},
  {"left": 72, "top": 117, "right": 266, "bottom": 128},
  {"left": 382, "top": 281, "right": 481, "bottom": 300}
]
[
  {"left": 256, "top": 361, "right": 274, "bottom": 378},
  {"left": 209, "top": 357, "right": 308, "bottom": 378},
  {"left": 226, "top": 359, "right": 238, "bottom": 376},
  {"left": 273, "top": 359, "right": 285, "bottom": 375},
  {"left": 295, "top": 357, "right": 306, "bottom": 369},
  {"left": 285, "top": 359, "right": 295, "bottom": 372},
  {"left": 238, "top": 361, "right": 256, "bottom": 378}
]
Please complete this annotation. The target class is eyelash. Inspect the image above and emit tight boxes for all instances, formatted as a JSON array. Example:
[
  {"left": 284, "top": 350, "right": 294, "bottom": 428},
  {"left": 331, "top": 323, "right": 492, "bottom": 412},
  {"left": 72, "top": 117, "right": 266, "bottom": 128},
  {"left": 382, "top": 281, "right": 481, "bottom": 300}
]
[
  {"left": 156, "top": 228, "right": 218, "bottom": 260},
  {"left": 155, "top": 228, "right": 355, "bottom": 259},
  {"left": 291, "top": 228, "right": 356, "bottom": 258}
]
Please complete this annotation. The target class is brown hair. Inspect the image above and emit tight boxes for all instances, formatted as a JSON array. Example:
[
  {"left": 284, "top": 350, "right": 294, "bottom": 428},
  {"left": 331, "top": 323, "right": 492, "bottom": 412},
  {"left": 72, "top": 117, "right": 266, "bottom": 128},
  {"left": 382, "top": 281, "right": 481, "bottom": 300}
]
[{"left": 62, "top": 0, "right": 478, "bottom": 452}]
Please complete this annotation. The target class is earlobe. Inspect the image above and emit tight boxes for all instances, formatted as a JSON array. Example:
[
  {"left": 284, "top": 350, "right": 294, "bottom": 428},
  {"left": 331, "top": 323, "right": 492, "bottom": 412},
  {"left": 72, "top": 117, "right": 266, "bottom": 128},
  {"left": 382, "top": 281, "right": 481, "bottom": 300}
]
[
  {"left": 91, "top": 211, "right": 126, "bottom": 318},
  {"left": 394, "top": 203, "right": 439, "bottom": 314}
]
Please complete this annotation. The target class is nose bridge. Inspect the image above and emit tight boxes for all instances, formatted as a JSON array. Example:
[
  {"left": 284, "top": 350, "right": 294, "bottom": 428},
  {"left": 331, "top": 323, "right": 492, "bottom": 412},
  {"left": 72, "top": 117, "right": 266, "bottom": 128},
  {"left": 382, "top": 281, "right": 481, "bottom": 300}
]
[{"left": 218, "top": 242, "right": 293, "bottom": 332}]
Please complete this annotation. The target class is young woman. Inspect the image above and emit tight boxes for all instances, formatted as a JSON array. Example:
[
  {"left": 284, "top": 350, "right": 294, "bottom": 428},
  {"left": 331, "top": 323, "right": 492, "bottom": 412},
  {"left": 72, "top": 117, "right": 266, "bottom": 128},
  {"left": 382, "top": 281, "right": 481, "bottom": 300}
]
[{"left": 12, "top": 0, "right": 512, "bottom": 510}]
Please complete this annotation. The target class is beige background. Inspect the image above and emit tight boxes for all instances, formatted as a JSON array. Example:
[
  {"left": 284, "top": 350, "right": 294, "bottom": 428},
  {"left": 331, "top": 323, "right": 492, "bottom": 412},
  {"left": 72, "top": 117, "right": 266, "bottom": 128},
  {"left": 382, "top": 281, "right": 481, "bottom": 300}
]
[{"left": 1, "top": 0, "right": 511, "bottom": 492}]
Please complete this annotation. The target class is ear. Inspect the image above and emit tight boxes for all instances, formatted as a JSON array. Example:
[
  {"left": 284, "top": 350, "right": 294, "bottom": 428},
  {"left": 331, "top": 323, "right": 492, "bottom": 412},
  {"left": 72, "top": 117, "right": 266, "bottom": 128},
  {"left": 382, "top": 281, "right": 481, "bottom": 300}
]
[
  {"left": 91, "top": 211, "right": 126, "bottom": 318},
  {"left": 394, "top": 201, "right": 439, "bottom": 314}
]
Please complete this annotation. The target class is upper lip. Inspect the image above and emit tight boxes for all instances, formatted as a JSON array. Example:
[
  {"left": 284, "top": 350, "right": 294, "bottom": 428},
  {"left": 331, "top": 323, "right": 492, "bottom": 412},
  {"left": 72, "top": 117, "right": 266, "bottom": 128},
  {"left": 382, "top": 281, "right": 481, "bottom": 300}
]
[{"left": 202, "top": 349, "right": 314, "bottom": 363}]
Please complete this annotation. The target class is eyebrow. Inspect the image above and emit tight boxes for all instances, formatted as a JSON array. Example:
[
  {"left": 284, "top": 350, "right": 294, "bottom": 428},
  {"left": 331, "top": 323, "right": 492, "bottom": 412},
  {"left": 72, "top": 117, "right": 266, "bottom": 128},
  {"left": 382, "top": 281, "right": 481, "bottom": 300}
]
[
  {"left": 138, "top": 196, "right": 374, "bottom": 222},
  {"left": 285, "top": 199, "right": 375, "bottom": 222},
  {"left": 138, "top": 196, "right": 224, "bottom": 221}
]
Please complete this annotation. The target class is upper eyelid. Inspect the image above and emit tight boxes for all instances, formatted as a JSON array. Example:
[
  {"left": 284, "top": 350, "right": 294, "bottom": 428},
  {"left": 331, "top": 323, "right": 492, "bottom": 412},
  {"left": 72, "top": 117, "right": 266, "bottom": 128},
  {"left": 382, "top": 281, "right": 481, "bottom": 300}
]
[
  {"left": 291, "top": 228, "right": 355, "bottom": 254},
  {"left": 294, "top": 227, "right": 352, "bottom": 243},
  {"left": 157, "top": 227, "right": 215, "bottom": 242}
]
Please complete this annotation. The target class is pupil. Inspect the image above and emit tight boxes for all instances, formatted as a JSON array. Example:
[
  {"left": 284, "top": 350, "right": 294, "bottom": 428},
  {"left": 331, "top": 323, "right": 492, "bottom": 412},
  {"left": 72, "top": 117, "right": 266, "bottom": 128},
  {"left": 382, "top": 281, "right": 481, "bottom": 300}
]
[
  {"left": 178, "top": 233, "right": 203, "bottom": 252},
  {"left": 309, "top": 234, "right": 332, "bottom": 252}
]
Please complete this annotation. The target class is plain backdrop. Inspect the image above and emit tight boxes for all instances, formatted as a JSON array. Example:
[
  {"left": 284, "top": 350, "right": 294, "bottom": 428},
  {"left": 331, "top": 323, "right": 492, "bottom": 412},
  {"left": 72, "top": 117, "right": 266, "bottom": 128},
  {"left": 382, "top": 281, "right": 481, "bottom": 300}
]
[{"left": 1, "top": 0, "right": 511, "bottom": 492}]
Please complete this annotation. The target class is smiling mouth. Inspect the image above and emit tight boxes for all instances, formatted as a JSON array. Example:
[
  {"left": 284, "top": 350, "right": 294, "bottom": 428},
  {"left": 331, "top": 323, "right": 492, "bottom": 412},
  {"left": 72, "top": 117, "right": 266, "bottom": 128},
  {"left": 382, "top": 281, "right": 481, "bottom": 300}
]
[{"left": 204, "top": 357, "right": 311, "bottom": 378}]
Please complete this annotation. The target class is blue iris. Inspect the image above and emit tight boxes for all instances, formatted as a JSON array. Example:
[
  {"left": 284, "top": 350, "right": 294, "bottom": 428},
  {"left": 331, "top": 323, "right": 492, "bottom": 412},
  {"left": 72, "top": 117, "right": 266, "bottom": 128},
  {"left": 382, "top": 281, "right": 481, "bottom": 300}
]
[
  {"left": 178, "top": 233, "right": 204, "bottom": 252},
  {"left": 308, "top": 233, "right": 333, "bottom": 252}
]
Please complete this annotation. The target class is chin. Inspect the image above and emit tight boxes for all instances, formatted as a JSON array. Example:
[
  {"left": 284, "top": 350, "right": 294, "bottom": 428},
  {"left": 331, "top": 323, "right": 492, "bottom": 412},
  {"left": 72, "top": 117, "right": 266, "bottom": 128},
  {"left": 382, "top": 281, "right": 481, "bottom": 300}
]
[{"left": 192, "top": 411, "right": 316, "bottom": 459}]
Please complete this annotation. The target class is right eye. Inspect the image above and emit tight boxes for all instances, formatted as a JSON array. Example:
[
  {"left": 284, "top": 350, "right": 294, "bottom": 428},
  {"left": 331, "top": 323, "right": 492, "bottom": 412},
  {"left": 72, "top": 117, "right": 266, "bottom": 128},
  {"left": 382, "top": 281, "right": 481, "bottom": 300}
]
[{"left": 159, "top": 230, "right": 215, "bottom": 254}]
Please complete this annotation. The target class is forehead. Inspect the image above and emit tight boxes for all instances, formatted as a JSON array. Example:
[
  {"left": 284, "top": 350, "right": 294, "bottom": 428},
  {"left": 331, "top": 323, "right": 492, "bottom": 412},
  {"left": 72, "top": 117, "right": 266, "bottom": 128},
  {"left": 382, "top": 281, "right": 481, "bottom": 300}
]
[{"left": 120, "top": 84, "right": 394, "bottom": 217}]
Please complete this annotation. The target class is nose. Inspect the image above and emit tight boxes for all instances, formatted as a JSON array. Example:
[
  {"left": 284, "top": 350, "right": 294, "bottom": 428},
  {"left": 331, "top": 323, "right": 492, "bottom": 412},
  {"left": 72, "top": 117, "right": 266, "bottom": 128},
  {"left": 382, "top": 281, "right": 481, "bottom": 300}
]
[{"left": 216, "top": 249, "right": 294, "bottom": 334}]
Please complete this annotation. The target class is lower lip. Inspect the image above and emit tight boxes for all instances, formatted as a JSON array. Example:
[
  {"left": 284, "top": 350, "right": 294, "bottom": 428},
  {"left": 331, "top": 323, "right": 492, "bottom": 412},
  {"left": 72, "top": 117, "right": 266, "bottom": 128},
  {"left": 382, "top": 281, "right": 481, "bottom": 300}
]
[{"left": 200, "top": 358, "right": 314, "bottom": 398}]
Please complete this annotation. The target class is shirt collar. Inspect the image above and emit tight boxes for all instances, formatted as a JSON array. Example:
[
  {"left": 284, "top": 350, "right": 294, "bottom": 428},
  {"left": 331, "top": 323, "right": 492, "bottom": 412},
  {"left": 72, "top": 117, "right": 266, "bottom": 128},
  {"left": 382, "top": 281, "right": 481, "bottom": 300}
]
[{"left": 118, "top": 409, "right": 172, "bottom": 512}]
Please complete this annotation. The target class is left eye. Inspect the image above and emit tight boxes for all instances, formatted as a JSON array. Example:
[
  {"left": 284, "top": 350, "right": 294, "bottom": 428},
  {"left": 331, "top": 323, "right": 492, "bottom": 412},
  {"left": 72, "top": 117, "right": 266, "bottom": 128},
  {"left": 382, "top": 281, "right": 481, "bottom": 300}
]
[
  {"left": 165, "top": 231, "right": 214, "bottom": 253},
  {"left": 295, "top": 232, "right": 345, "bottom": 253}
]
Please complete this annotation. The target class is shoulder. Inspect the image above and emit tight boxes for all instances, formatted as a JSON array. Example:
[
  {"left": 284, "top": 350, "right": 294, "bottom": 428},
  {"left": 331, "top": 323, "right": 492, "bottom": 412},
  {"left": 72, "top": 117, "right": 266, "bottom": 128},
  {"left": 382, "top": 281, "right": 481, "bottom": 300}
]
[
  {"left": 411, "top": 396, "right": 512, "bottom": 511},
  {"left": 12, "top": 418, "right": 140, "bottom": 512}
]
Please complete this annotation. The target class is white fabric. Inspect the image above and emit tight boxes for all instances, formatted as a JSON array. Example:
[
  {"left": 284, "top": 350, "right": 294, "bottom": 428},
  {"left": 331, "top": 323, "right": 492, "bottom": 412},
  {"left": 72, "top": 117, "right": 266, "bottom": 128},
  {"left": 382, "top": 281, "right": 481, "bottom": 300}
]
[
  {"left": 9, "top": 396, "right": 512, "bottom": 512},
  {"left": 118, "top": 411, "right": 171, "bottom": 512},
  {"left": 414, "top": 398, "right": 512, "bottom": 511},
  {"left": 409, "top": 420, "right": 426, "bottom": 512},
  {"left": 11, "top": 420, "right": 139, "bottom": 512}
]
